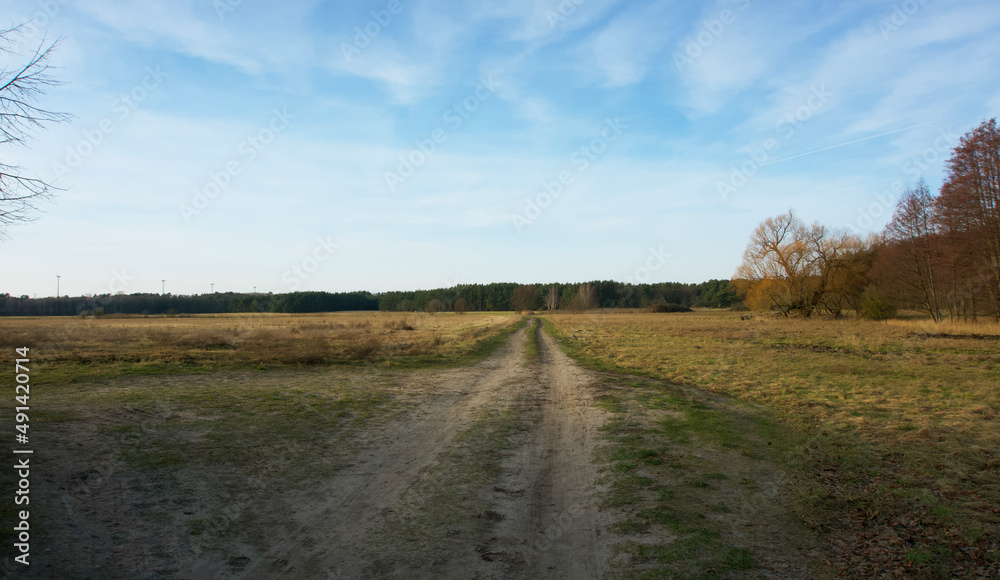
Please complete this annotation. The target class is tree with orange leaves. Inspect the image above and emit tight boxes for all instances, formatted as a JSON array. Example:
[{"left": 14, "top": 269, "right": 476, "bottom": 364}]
[{"left": 734, "top": 210, "right": 868, "bottom": 317}]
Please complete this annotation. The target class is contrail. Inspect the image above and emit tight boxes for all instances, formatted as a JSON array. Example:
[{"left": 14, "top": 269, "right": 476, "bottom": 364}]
[{"left": 759, "top": 120, "right": 940, "bottom": 167}]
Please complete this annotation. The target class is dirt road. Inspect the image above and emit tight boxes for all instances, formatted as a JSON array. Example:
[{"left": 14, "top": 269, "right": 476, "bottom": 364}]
[
  {"left": 206, "top": 319, "right": 612, "bottom": 579},
  {"left": 18, "top": 319, "right": 822, "bottom": 578}
]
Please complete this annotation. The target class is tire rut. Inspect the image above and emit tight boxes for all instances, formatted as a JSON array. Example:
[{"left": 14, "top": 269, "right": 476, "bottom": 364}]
[
  {"left": 200, "top": 324, "right": 534, "bottom": 578},
  {"left": 479, "top": 321, "right": 613, "bottom": 579},
  {"left": 197, "top": 318, "right": 616, "bottom": 579}
]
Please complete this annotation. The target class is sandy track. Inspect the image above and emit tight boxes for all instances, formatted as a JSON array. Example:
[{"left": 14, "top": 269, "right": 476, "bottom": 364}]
[
  {"left": 199, "top": 324, "right": 533, "bottom": 579},
  {"left": 13, "top": 319, "right": 824, "bottom": 578},
  {"left": 217, "top": 319, "right": 612, "bottom": 579},
  {"left": 480, "top": 322, "right": 612, "bottom": 579}
]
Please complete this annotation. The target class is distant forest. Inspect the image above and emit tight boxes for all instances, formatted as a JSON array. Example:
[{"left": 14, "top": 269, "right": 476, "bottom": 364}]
[{"left": 0, "top": 280, "right": 738, "bottom": 317}]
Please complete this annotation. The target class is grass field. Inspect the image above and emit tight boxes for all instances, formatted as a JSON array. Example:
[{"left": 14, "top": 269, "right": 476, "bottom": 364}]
[
  {"left": 544, "top": 310, "right": 1000, "bottom": 577},
  {"left": 0, "top": 311, "right": 522, "bottom": 384},
  {"left": 4, "top": 309, "right": 999, "bottom": 576},
  {"left": 0, "top": 312, "right": 525, "bottom": 565}
]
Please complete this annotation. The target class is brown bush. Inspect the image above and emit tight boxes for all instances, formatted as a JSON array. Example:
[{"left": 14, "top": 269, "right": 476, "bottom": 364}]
[
  {"left": 270, "top": 334, "right": 330, "bottom": 364},
  {"left": 344, "top": 336, "right": 382, "bottom": 360},
  {"left": 647, "top": 303, "right": 692, "bottom": 313},
  {"left": 384, "top": 317, "right": 415, "bottom": 331},
  {"left": 461, "top": 326, "right": 487, "bottom": 340}
]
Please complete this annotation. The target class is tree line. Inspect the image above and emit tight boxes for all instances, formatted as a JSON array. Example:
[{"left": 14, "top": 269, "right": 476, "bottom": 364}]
[
  {"left": 0, "top": 291, "right": 379, "bottom": 317},
  {"left": 734, "top": 119, "right": 1000, "bottom": 322},
  {"left": 0, "top": 280, "right": 738, "bottom": 317},
  {"left": 378, "top": 279, "right": 737, "bottom": 313}
]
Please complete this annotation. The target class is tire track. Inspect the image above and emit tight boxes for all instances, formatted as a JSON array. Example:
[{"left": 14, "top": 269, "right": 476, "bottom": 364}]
[
  {"left": 194, "top": 318, "right": 617, "bottom": 578},
  {"left": 478, "top": 320, "right": 613, "bottom": 579},
  {"left": 193, "top": 324, "right": 533, "bottom": 578}
]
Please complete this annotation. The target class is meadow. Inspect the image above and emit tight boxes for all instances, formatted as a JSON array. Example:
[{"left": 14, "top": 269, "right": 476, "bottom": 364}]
[
  {"left": 0, "top": 311, "right": 522, "bottom": 384},
  {"left": 0, "top": 311, "right": 527, "bottom": 574},
  {"left": 3, "top": 308, "right": 998, "bottom": 577},
  {"left": 544, "top": 310, "right": 1000, "bottom": 576}
]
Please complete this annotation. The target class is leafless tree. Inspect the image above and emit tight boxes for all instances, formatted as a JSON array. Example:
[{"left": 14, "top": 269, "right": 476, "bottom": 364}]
[
  {"left": 940, "top": 119, "right": 1000, "bottom": 319},
  {"left": 0, "top": 25, "right": 71, "bottom": 238},
  {"left": 877, "top": 181, "right": 945, "bottom": 321},
  {"left": 573, "top": 283, "right": 596, "bottom": 311},
  {"left": 543, "top": 285, "right": 559, "bottom": 311}
]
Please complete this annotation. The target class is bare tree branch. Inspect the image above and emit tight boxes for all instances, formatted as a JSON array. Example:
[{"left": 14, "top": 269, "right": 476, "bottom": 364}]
[{"left": 0, "top": 26, "right": 71, "bottom": 238}]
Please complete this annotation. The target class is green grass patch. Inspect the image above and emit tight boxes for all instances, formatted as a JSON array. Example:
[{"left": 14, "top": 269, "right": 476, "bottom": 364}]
[
  {"left": 593, "top": 376, "right": 781, "bottom": 579},
  {"left": 722, "top": 547, "right": 756, "bottom": 569}
]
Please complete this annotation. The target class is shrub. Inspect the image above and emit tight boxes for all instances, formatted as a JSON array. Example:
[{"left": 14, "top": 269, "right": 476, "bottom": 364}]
[
  {"left": 344, "top": 337, "right": 381, "bottom": 360},
  {"left": 384, "top": 317, "right": 414, "bottom": 331},
  {"left": 858, "top": 288, "right": 896, "bottom": 321},
  {"left": 647, "top": 303, "right": 692, "bottom": 313}
]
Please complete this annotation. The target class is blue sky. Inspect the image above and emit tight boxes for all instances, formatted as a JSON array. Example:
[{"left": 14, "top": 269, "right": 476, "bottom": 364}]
[{"left": 1, "top": 0, "right": 999, "bottom": 297}]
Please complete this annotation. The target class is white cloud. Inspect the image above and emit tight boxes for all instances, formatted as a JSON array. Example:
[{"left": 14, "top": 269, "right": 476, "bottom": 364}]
[
  {"left": 328, "top": 44, "right": 428, "bottom": 104},
  {"left": 468, "top": 0, "right": 623, "bottom": 43},
  {"left": 578, "top": 2, "right": 677, "bottom": 87},
  {"left": 77, "top": 0, "right": 320, "bottom": 73},
  {"left": 4, "top": 0, "right": 1000, "bottom": 296}
]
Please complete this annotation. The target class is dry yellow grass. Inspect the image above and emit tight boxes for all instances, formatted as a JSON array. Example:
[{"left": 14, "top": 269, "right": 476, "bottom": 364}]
[
  {"left": 546, "top": 311, "right": 1000, "bottom": 435},
  {"left": 545, "top": 309, "right": 1000, "bottom": 573},
  {"left": 0, "top": 311, "right": 521, "bottom": 383}
]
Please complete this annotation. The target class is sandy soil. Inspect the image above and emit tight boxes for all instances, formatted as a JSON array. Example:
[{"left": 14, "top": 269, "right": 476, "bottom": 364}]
[
  {"left": 8, "top": 319, "right": 822, "bottom": 579},
  {"left": 215, "top": 320, "right": 613, "bottom": 579},
  {"left": 478, "top": 320, "right": 614, "bottom": 579}
]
